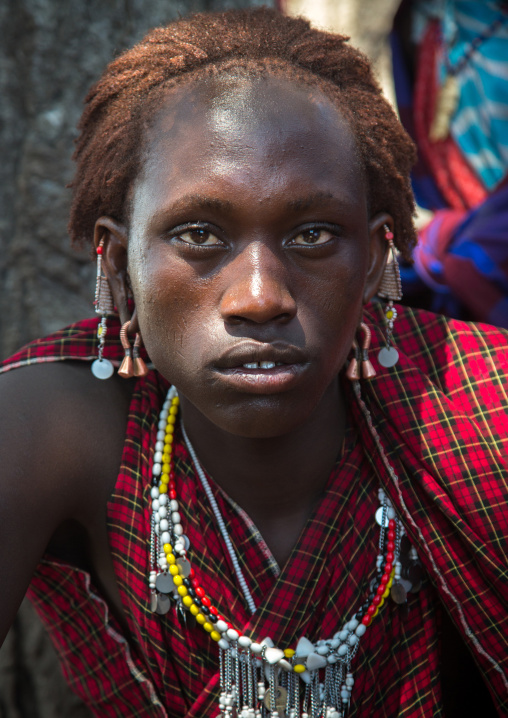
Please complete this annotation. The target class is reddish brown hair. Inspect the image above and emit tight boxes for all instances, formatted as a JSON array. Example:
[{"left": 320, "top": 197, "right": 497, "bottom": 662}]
[{"left": 69, "top": 7, "right": 417, "bottom": 259}]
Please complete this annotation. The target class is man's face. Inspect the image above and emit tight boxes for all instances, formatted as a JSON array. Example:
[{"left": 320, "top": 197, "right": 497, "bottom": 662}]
[{"left": 125, "top": 73, "right": 380, "bottom": 438}]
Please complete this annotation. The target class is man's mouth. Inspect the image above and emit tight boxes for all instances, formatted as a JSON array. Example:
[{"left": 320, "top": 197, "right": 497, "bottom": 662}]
[
  {"left": 215, "top": 340, "right": 308, "bottom": 371},
  {"left": 213, "top": 342, "right": 309, "bottom": 394}
]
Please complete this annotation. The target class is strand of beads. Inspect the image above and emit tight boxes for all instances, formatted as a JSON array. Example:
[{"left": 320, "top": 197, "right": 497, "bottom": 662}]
[
  {"left": 149, "top": 387, "right": 190, "bottom": 613},
  {"left": 181, "top": 421, "right": 258, "bottom": 615},
  {"left": 384, "top": 302, "right": 397, "bottom": 346},
  {"left": 148, "top": 387, "right": 403, "bottom": 717}
]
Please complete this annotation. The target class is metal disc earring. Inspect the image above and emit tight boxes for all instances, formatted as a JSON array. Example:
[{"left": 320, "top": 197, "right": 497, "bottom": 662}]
[
  {"left": 377, "top": 225, "right": 402, "bottom": 369},
  {"left": 91, "top": 238, "right": 115, "bottom": 380}
]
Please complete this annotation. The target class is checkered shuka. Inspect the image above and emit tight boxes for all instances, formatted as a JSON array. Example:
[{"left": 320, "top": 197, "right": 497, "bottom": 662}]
[{"left": 1, "top": 301, "right": 507, "bottom": 717}]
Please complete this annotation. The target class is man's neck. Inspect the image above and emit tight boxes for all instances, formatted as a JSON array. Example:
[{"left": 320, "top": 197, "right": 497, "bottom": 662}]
[{"left": 179, "top": 380, "right": 346, "bottom": 568}]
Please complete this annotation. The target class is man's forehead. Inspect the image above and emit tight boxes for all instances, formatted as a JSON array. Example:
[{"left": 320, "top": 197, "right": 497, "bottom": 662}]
[
  {"left": 128, "top": 71, "right": 367, "bottom": 226},
  {"left": 146, "top": 71, "right": 356, "bottom": 154}
]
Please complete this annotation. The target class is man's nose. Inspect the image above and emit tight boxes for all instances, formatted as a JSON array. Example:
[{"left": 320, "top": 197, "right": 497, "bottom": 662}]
[{"left": 219, "top": 243, "right": 297, "bottom": 325}]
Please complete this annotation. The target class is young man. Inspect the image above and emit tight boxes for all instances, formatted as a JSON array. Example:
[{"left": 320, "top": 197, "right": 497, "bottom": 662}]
[{"left": 0, "top": 9, "right": 506, "bottom": 717}]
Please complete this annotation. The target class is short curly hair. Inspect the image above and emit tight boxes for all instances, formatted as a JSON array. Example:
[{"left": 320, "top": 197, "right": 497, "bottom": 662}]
[{"left": 69, "top": 7, "right": 417, "bottom": 260}]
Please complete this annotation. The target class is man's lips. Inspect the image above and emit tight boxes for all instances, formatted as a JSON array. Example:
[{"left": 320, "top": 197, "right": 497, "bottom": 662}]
[
  {"left": 214, "top": 340, "right": 308, "bottom": 371},
  {"left": 212, "top": 341, "right": 309, "bottom": 394}
]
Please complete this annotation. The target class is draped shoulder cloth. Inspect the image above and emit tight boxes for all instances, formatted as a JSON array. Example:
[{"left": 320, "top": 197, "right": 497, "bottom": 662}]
[{"left": 1, "top": 303, "right": 507, "bottom": 716}]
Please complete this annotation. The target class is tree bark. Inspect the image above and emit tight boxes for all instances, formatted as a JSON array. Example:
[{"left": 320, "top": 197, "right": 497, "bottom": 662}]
[{"left": 0, "top": 2, "right": 263, "bottom": 715}]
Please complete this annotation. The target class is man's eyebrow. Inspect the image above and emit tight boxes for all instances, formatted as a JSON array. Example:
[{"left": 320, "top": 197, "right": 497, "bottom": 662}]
[
  {"left": 168, "top": 194, "right": 234, "bottom": 213},
  {"left": 286, "top": 191, "right": 349, "bottom": 211},
  {"left": 148, "top": 194, "right": 235, "bottom": 227}
]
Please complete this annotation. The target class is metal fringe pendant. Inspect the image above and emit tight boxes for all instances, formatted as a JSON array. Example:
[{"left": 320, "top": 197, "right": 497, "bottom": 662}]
[{"left": 377, "top": 248, "right": 402, "bottom": 304}]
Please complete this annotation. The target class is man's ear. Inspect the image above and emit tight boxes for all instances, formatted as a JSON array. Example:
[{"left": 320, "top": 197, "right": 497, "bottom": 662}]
[
  {"left": 363, "top": 213, "right": 393, "bottom": 304},
  {"left": 94, "top": 217, "right": 138, "bottom": 331}
]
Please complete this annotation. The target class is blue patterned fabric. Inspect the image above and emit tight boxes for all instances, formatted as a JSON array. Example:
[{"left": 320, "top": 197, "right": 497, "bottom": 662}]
[
  {"left": 392, "top": 0, "right": 508, "bottom": 327},
  {"left": 412, "top": 0, "right": 508, "bottom": 191},
  {"left": 446, "top": 1, "right": 508, "bottom": 190}
]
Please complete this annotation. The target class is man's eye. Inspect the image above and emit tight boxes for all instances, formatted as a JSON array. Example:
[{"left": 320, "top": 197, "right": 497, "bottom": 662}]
[
  {"left": 291, "top": 229, "right": 334, "bottom": 246},
  {"left": 177, "top": 229, "right": 221, "bottom": 246}
]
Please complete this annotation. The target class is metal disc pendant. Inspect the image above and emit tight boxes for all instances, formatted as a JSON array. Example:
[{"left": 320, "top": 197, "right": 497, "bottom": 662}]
[
  {"left": 390, "top": 580, "right": 407, "bottom": 604},
  {"left": 400, "top": 578, "right": 412, "bottom": 594},
  {"left": 155, "top": 593, "right": 171, "bottom": 615},
  {"left": 155, "top": 572, "right": 174, "bottom": 594},
  {"left": 375, "top": 507, "right": 390, "bottom": 528},
  {"left": 91, "top": 357, "right": 114, "bottom": 380},
  {"left": 150, "top": 592, "right": 158, "bottom": 612},
  {"left": 177, "top": 557, "right": 191, "bottom": 578},
  {"left": 377, "top": 346, "right": 399, "bottom": 368}
]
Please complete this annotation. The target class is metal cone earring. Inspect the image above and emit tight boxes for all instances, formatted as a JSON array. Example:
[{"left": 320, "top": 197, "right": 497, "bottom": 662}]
[
  {"left": 91, "top": 237, "right": 115, "bottom": 380},
  {"left": 347, "top": 323, "right": 376, "bottom": 381},
  {"left": 346, "top": 338, "right": 361, "bottom": 381},
  {"left": 377, "top": 224, "right": 402, "bottom": 369},
  {"left": 118, "top": 321, "right": 149, "bottom": 379},
  {"left": 133, "top": 333, "right": 149, "bottom": 377},
  {"left": 119, "top": 322, "right": 134, "bottom": 378}
]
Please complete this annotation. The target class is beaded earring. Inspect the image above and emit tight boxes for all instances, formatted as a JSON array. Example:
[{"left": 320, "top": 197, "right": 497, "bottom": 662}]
[
  {"left": 346, "top": 323, "right": 376, "bottom": 381},
  {"left": 377, "top": 225, "right": 402, "bottom": 369},
  {"left": 91, "top": 238, "right": 115, "bottom": 380},
  {"left": 118, "top": 321, "right": 149, "bottom": 379}
]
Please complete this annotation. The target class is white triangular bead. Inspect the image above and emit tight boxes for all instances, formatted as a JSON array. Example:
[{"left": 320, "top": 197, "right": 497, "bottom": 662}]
[
  {"left": 295, "top": 637, "right": 314, "bottom": 657},
  {"left": 306, "top": 652, "right": 327, "bottom": 670},
  {"left": 264, "top": 647, "right": 284, "bottom": 665}
]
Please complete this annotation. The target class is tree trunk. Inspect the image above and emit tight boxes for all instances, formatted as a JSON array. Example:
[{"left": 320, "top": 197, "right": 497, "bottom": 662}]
[{"left": 0, "top": 2, "right": 264, "bottom": 715}]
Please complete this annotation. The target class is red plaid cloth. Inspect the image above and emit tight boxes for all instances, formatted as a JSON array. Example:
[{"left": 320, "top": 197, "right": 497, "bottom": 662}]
[{"left": 1, "top": 303, "right": 507, "bottom": 716}]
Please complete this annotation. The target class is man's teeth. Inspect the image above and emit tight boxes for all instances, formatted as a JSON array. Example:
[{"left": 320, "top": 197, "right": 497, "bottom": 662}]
[{"left": 242, "top": 361, "right": 280, "bottom": 369}]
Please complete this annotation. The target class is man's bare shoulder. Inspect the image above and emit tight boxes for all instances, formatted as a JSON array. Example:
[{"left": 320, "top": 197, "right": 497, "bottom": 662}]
[
  {"left": 0, "top": 360, "right": 132, "bottom": 506},
  {"left": 0, "top": 360, "right": 134, "bottom": 644},
  {"left": 0, "top": 360, "right": 134, "bottom": 544}
]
